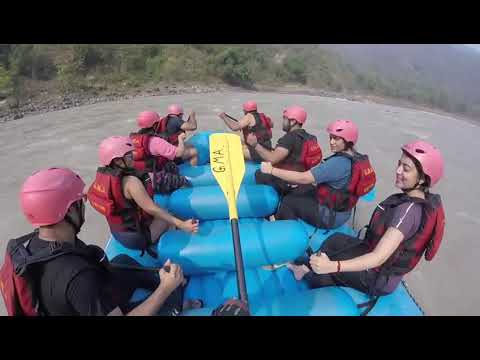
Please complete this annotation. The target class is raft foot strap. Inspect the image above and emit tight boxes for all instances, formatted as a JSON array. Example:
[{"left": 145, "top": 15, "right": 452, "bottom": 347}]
[{"left": 357, "top": 297, "right": 379, "bottom": 316}]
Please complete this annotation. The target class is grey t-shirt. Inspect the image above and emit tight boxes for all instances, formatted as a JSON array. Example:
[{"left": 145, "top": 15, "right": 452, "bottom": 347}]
[{"left": 389, "top": 202, "right": 423, "bottom": 240}]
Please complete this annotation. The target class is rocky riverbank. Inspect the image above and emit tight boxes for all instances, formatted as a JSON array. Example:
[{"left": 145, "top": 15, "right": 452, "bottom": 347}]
[{"left": 0, "top": 83, "right": 227, "bottom": 123}]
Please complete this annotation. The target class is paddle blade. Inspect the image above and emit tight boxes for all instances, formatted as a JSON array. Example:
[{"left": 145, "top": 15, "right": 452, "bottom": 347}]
[{"left": 209, "top": 133, "right": 246, "bottom": 219}]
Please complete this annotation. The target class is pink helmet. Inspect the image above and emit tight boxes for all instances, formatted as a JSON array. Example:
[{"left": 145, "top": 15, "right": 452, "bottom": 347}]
[
  {"left": 98, "top": 136, "right": 134, "bottom": 166},
  {"left": 284, "top": 105, "right": 307, "bottom": 124},
  {"left": 20, "top": 168, "right": 85, "bottom": 227},
  {"left": 326, "top": 119, "right": 359, "bottom": 144},
  {"left": 401, "top": 140, "right": 444, "bottom": 186},
  {"left": 167, "top": 104, "right": 184, "bottom": 116},
  {"left": 243, "top": 101, "right": 257, "bottom": 112},
  {"left": 137, "top": 111, "right": 160, "bottom": 129}
]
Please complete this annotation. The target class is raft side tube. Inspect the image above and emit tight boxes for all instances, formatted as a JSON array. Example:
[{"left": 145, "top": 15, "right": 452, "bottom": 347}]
[{"left": 165, "top": 185, "right": 279, "bottom": 220}]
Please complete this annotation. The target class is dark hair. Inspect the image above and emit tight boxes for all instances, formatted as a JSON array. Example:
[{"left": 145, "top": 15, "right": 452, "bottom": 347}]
[
  {"left": 345, "top": 141, "right": 355, "bottom": 151},
  {"left": 403, "top": 150, "right": 431, "bottom": 191}
]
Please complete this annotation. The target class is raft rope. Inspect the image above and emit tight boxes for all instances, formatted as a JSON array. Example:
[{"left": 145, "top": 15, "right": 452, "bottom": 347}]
[{"left": 401, "top": 279, "right": 426, "bottom": 316}]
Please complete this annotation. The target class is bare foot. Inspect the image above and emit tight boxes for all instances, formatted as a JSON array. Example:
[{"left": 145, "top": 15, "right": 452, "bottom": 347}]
[
  {"left": 262, "top": 262, "right": 288, "bottom": 271},
  {"left": 287, "top": 263, "right": 311, "bottom": 281}
]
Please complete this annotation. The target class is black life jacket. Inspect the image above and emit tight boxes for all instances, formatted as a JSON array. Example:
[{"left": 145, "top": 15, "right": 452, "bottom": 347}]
[
  {"left": 316, "top": 152, "right": 376, "bottom": 212},
  {"left": 242, "top": 111, "right": 273, "bottom": 145},
  {"left": 275, "top": 129, "right": 322, "bottom": 172},
  {"left": 0, "top": 231, "right": 107, "bottom": 316},
  {"left": 365, "top": 192, "right": 445, "bottom": 276}
]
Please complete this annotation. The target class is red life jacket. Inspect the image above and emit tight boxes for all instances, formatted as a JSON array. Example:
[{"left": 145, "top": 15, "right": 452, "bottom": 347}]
[
  {"left": 87, "top": 167, "right": 154, "bottom": 237},
  {"left": 0, "top": 232, "right": 40, "bottom": 316},
  {"left": 157, "top": 116, "right": 185, "bottom": 146},
  {"left": 365, "top": 192, "right": 445, "bottom": 276},
  {"left": 242, "top": 112, "right": 273, "bottom": 145},
  {"left": 275, "top": 130, "right": 322, "bottom": 172},
  {"left": 316, "top": 152, "right": 376, "bottom": 212},
  {"left": 129, "top": 131, "right": 169, "bottom": 172},
  {"left": 0, "top": 232, "right": 106, "bottom": 316}
]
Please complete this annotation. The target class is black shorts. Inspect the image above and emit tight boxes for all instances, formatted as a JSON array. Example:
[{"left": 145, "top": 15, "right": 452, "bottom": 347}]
[
  {"left": 303, "top": 233, "right": 397, "bottom": 296},
  {"left": 255, "top": 170, "right": 295, "bottom": 197},
  {"left": 111, "top": 231, "right": 150, "bottom": 250},
  {"left": 275, "top": 185, "right": 339, "bottom": 229},
  {"left": 275, "top": 185, "right": 322, "bottom": 226}
]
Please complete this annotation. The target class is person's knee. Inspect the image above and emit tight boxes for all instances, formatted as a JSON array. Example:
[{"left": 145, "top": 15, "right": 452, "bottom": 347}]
[{"left": 150, "top": 219, "right": 170, "bottom": 243}]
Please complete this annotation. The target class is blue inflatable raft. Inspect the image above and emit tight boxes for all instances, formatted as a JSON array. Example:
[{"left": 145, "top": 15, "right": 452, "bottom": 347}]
[{"left": 104, "top": 131, "right": 422, "bottom": 316}]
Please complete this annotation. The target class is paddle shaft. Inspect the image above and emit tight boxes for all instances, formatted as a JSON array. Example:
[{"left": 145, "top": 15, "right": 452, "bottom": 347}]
[
  {"left": 224, "top": 113, "right": 239, "bottom": 122},
  {"left": 230, "top": 218, "right": 249, "bottom": 304}
]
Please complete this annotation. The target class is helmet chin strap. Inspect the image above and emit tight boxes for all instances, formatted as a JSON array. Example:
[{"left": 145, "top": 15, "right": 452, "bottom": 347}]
[
  {"left": 64, "top": 201, "right": 85, "bottom": 235},
  {"left": 402, "top": 180, "right": 422, "bottom": 194}
]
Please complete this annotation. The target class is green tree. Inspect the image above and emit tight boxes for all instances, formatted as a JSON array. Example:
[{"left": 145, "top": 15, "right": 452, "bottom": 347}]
[
  {"left": 9, "top": 44, "right": 56, "bottom": 80},
  {"left": 284, "top": 55, "right": 307, "bottom": 84},
  {"left": 0, "top": 64, "right": 13, "bottom": 97},
  {"left": 214, "top": 47, "right": 254, "bottom": 88}
]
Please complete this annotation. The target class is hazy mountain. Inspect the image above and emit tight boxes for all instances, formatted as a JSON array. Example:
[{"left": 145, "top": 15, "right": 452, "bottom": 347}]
[{"left": 317, "top": 44, "right": 480, "bottom": 106}]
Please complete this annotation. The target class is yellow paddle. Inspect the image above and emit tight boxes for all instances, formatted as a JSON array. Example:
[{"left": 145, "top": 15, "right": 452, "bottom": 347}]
[{"left": 209, "top": 133, "right": 248, "bottom": 305}]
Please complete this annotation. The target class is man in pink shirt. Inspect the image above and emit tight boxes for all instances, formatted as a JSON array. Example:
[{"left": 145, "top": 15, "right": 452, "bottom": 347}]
[
  {"left": 160, "top": 104, "right": 199, "bottom": 166},
  {"left": 148, "top": 133, "right": 186, "bottom": 161},
  {"left": 130, "top": 111, "right": 190, "bottom": 194}
]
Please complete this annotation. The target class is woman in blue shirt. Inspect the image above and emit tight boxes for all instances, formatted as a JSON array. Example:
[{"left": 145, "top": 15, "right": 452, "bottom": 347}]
[{"left": 260, "top": 119, "right": 363, "bottom": 229}]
